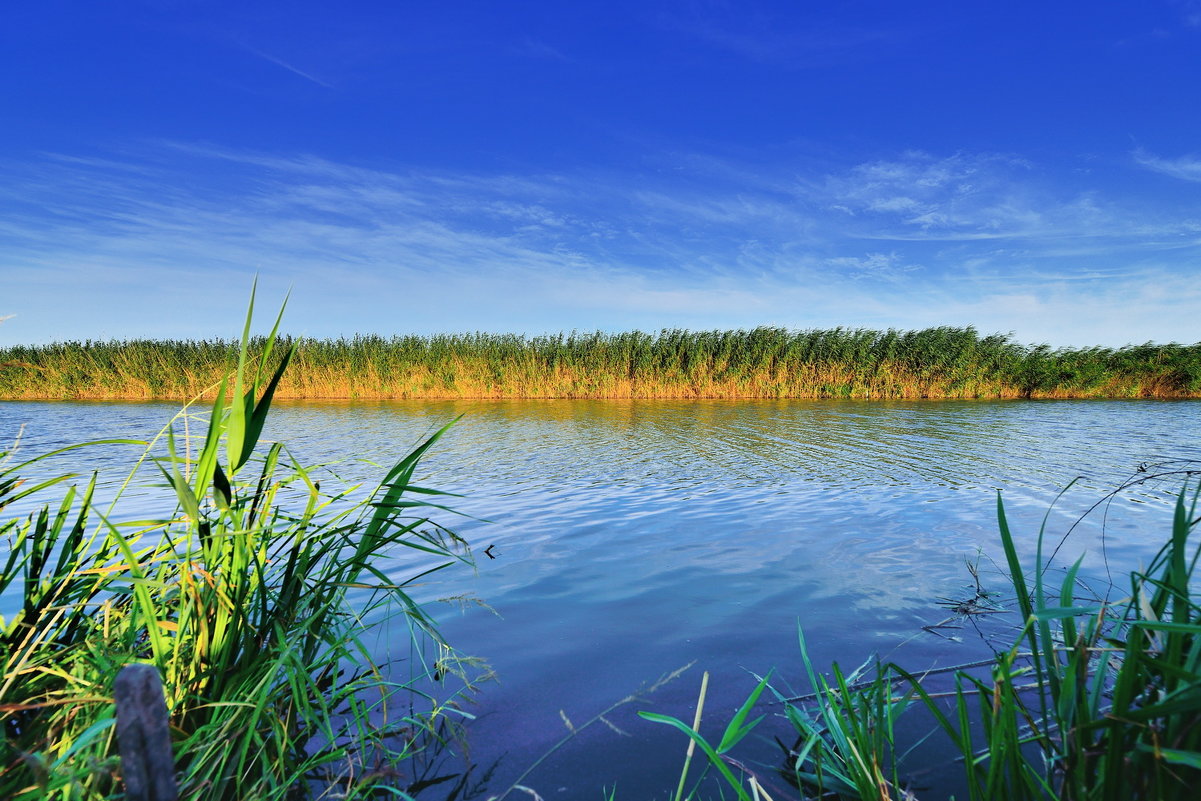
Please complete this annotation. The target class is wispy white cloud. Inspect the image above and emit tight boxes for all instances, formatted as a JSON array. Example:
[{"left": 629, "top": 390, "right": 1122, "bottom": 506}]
[
  {"left": 810, "top": 150, "right": 1201, "bottom": 254},
  {"left": 919, "top": 267, "right": 1201, "bottom": 346},
  {"left": 1133, "top": 148, "right": 1201, "bottom": 182},
  {"left": 656, "top": 3, "right": 900, "bottom": 68},
  {"left": 238, "top": 45, "right": 334, "bottom": 88},
  {"left": 511, "top": 37, "right": 569, "bottom": 61},
  {"left": 1170, "top": 0, "right": 1201, "bottom": 28},
  {"left": 1, "top": 143, "right": 1198, "bottom": 347},
  {"left": 824, "top": 251, "right": 918, "bottom": 280},
  {"left": 822, "top": 152, "right": 1051, "bottom": 238}
]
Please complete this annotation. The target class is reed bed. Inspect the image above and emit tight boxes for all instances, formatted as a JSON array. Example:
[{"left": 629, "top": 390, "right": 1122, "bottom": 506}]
[
  {"left": 3, "top": 327, "right": 1200, "bottom": 400},
  {"left": 0, "top": 295, "right": 479, "bottom": 800}
]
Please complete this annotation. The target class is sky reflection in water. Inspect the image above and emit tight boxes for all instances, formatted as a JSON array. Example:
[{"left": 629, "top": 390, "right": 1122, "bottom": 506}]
[{"left": 2, "top": 399, "right": 1198, "bottom": 796}]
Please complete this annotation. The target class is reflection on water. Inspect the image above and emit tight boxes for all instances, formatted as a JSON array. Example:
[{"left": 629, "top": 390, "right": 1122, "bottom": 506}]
[{"left": 2, "top": 398, "right": 1199, "bottom": 796}]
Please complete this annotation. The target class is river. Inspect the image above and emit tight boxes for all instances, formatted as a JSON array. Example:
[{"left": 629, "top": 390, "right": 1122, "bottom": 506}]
[{"left": 2, "top": 398, "right": 1198, "bottom": 797}]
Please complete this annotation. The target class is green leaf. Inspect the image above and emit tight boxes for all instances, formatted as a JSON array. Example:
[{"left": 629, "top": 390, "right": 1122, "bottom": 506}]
[
  {"left": 638, "top": 712, "right": 753, "bottom": 801},
  {"left": 213, "top": 461, "right": 232, "bottom": 510},
  {"left": 1137, "top": 744, "right": 1201, "bottom": 769},
  {"left": 158, "top": 428, "right": 200, "bottom": 523},
  {"left": 49, "top": 716, "right": 116, "bottom": 770},
  {"left": 996, "top": 493, "right": 1032, "bottom": 622},
  {"left": 193, "top": 374, "right": 228, "bottom": 497},
  {"left": 225, "top": 282, "right": 257, "bottom": 471},
  {"left": 1130, "top": 621, "right": 1201, "bottom": 634},
  {"left": 236, "top": 342, "right": 294, "bottom": 471},
  {"left": 716, "top": 671, "right": 771, "bottom": 753},
  {"left": 1031, "top": 605, "right": 1103, "bottom": 621}
]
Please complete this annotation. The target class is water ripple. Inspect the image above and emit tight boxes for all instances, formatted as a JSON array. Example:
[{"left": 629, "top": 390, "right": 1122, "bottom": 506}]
[{"left": 2, "top": 397, "right": 1198, "bottom": 796}]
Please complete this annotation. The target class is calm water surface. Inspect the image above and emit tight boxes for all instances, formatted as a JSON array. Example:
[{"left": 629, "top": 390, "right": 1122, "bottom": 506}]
[{"left": 2, "top": 399, "right": 1199, "bottom": 797}]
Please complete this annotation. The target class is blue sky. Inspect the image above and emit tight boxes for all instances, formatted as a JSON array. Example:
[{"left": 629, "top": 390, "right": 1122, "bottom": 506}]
[{"left": 2, "top": 1, "right": 1200, "bottom": 347}]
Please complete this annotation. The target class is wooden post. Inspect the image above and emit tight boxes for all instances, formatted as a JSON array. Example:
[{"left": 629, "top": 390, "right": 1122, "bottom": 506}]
[{"left": 114, "top": 663, "right": 178, "bottom": 801}]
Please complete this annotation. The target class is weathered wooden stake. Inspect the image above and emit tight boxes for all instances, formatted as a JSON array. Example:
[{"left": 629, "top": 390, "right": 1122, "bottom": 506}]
[{"left": 114, "top": 663, "right": 178, "bottom": 801}]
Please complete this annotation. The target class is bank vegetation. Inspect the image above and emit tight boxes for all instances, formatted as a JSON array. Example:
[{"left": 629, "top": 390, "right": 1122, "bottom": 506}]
[
  {"left": 1, "top": 299, "right": 482, "bottom": 800},
  {"left": 3, "top": 326, "right": 1200, "bottom": 400}
]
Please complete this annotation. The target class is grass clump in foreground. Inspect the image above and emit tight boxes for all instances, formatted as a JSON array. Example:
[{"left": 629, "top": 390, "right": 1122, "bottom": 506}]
[
  {"left": 3, "top": 326, "right": 1201, "bottom": 400},
  {"left": 0, "top": 294, "right": 480, "bottom": 800},
  {"left": 643, "top": 478, "right": 1201, "bottom": 800}
]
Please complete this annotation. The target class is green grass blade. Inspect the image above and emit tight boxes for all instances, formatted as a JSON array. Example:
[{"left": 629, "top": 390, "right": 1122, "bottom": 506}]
[
  {"left": 716, "top": 671, "right": 771, "bottom": 753},
  {"left": 638, "top": 711, "right": 753, "bottom": 801}
]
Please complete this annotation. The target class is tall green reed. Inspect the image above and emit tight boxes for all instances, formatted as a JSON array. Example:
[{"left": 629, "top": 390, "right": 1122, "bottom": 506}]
[
  {"left": 893, "top": 483, "right": 1201, "bottom": 801},
  {"left": 1, "top": 289, "right": 477, "bottom": 800}
]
